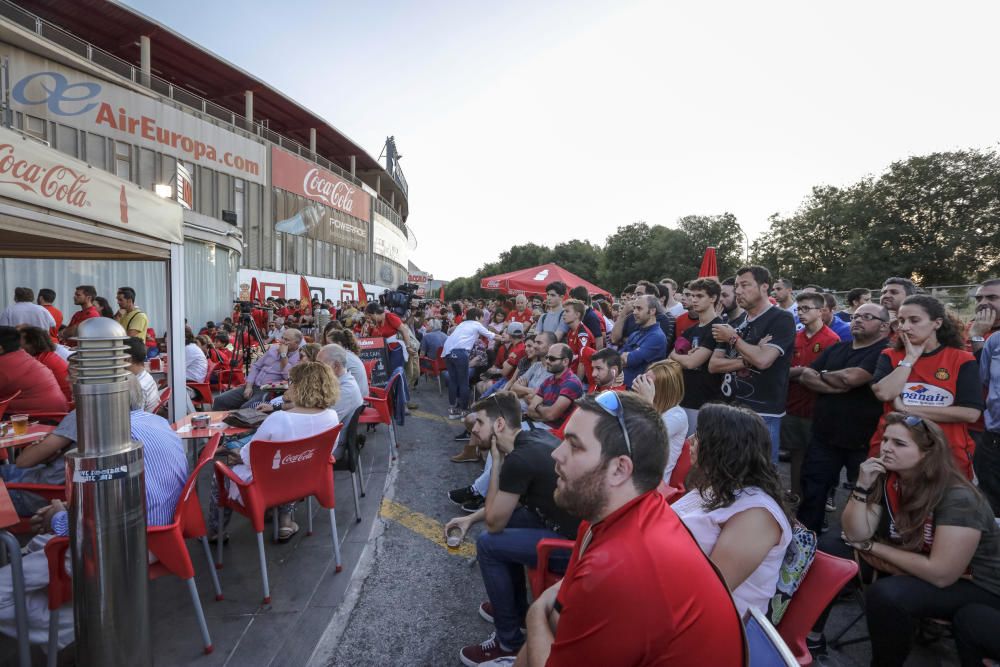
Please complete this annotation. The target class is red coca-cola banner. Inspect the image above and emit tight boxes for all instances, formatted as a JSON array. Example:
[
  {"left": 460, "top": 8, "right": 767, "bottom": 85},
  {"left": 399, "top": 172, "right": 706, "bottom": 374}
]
[{"left": 271, "top": 147, "right": 371, "bottom": 221}]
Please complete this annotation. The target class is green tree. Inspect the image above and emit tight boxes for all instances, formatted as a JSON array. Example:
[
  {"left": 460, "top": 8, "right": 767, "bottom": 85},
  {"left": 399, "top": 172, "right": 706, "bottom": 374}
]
[
  {"left": 549, "top": 240, "right": 602, "bottom": 284},
  {"left": 599, "top": 221, "right": 655, "bottom": 293}
]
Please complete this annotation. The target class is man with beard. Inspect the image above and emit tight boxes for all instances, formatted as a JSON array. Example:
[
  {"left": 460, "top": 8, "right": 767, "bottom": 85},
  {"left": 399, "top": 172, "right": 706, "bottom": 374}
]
[
  {"left": 975, "top": 279, "right": 1000, "bottom": 514},
  {"left": 879, "top": 276, "right": 918, "bottom": 322},
  {"left": 515, "top": 392, "right": 745, "bottom": 666},
  {"left": 588, "top": 348, "right": 625, "bottom": 393},
  {"left": 720, "top": 276, "right": 746, "bottom": 327},
  {"left": 619, "top": 295, "right": 668, "bottom": 389},
  {"left": 709, "top": 266, "right": 796, "bottom": 462},
  {"left": 446, "top": 393, "right": 579, "bottom": 667},
  {"left": 669, "top": 278, "right": 724, "bottom": 435}
]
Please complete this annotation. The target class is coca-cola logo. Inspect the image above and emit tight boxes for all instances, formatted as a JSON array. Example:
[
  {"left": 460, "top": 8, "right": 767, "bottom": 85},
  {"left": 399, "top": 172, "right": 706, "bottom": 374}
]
[
  {"left": 304, "top": 168, "right": 357, "bottom": 213},
  {"left": 486, "top": 280, "right": 500, "bottom": 288},
  {"left": 0, "top": 143, "right": 90, "bottom": 208},
  {"left": 281, "top": 449, "right": 316, "bottom": 465}
]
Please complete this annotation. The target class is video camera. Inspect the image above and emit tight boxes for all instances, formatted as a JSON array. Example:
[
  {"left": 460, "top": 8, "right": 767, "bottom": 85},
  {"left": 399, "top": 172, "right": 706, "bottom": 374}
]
[{"left": 379, "top": 283, "right": 419, "bottom": 317}]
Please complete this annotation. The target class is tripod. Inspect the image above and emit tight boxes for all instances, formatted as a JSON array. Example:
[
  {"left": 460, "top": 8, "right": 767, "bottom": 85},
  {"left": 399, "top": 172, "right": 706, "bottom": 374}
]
[{"left": 231, "top": 306, "right": 270, "bottom": 379}]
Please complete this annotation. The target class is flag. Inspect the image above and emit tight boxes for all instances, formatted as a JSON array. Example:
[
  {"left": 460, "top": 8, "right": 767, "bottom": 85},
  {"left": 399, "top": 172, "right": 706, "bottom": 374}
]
[
  {"left": 698, "top": 247, "right": 718, "bottom": 279},
  {"left": 358, "top": 283, "right": 368, "bottom": 305},
  {"left": 299, "top": 276, "right": 312, "bottom": 314},
  {"left": 249, "top": 277, "right": 259, "bottom": 303},
  {"left": 439, "top": 285, "right": 445, "bottom": 301}
]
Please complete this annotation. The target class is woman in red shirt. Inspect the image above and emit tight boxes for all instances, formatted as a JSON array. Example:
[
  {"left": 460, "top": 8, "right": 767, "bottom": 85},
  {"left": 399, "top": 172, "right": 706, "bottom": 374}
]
[
  {"left": 20, "top": 326, "right": 71, "bottom": 402},
  {"left": 871, "top": 295, "right": 982, "bottom": 478}
]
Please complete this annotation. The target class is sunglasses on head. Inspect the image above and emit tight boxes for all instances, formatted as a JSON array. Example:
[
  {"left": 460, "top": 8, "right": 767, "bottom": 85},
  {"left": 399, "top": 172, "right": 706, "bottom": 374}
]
[
  {"left": 902, "top": 414, "right": 931, "bottom": 435},
  {"left": 594, "top": 390, "right": 633, "bottom": 460}
]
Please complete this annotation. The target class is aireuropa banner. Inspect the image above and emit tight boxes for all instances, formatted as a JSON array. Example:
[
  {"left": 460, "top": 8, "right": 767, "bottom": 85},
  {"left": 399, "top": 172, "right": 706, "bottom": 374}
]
[
  {"left": 6, "top": 49, "right": 267, "bottom": 184},
  {"left": 373, "top": 212, "right": 407, "bottom": 265},
  {"left": 271, "top": 147, "right": 371, "bottom": 221},
  {"left": 0, "top": 126, "right": 183, "bottom": 243}
]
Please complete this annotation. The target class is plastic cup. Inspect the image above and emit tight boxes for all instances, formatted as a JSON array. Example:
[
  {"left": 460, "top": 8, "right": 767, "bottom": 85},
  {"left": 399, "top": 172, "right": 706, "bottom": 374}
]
[
  {"left": 446, "top": 526, "right": 463, "bottom": 549},
  {"left": 11, "top": 415, "right": 28, "bottom": 436}
]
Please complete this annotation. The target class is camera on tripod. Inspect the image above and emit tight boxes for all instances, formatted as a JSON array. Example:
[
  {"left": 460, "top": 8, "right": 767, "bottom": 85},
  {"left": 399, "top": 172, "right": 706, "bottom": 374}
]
[{"left": 379, "top": 283, "right": 419, "bottom": 317}]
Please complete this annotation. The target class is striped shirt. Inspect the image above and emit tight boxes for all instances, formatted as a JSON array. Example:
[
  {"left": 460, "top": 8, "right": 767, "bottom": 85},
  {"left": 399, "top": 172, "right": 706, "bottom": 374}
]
[{"left": 51, "top": 410, "right": 188, "bottom": 535}]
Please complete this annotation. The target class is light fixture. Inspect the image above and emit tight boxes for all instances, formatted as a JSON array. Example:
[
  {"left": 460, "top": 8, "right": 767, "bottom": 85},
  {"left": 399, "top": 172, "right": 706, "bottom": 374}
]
[{"left": 154, "top": 183, "right": 172, "bottom": 198}]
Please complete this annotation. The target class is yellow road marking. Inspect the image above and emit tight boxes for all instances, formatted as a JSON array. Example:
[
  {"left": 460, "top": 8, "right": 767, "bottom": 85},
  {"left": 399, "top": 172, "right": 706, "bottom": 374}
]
[
  {"left": 380, "top": 498, "right": 477, "bottom": 558},
  {"left": 408, "top": 409, "right": 455, "bottom": 425}
]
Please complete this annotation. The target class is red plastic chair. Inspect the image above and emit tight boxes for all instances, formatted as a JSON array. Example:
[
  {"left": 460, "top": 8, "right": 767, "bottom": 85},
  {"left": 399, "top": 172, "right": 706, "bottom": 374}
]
[
  {"left": 360, "top": 374, "right": 400, "bottom": 463},
  {"left": 362, "top": 359, "right": 377, "bottom": 385},
  {"left": 213, "top": 424, "right": 344, "bottom": 604},
  {"left": 0, "top": 390, "right": 22, "bottom": 420},
  {"left": 152, "top": 387, "right": 172, "bottom": 416},
  {"left": 418, "top": 348, "right": 446, "bottom": 395},
  {"left": 668, "top": 437, "right": 692, "bottom": 491},
  {"left": 25, "top": 411, "right": 68, "bottom": 425},
  {"left": 187, "top": 360, "right": 217, "bottom": 410},
  {"left": 777, "top": 550, "right": 859, "bottom": 665},
  {"left": 528, "top": 538, "right": 574, "bottom": 599},
  {"left": 44, "top": 535, "right": 72, "bottom": 665},
  {"left": 147, "top": 455, "right": 223, "bottom": 654},
  {"left": 197, "top": 432, "right": 222, "bottom": 468}
]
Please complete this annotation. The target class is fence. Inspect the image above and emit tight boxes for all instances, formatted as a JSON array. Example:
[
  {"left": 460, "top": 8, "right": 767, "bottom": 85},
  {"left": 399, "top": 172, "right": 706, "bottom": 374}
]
[{"left": 829, "top": 285, "right": 979, "bottom": 319}]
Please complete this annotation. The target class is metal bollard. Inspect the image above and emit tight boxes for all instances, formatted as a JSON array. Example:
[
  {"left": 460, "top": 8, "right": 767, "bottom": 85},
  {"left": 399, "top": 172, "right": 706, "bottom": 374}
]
[{"left": 67, "top": 318, "right": 151, "bottom": 666}]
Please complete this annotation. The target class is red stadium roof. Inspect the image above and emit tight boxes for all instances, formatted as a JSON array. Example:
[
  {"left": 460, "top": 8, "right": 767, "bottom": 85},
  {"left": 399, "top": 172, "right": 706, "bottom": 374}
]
[{"left": 9, "top": 0, "right": 409, "bottom": 219}]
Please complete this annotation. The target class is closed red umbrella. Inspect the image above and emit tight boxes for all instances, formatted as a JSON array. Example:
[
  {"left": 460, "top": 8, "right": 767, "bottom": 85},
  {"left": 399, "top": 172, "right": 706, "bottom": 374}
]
[
  {"left": 357, "top": 283, "right": 368, "bottom": 305},
  {"left": 299, "top": 276, "right": 312, "bottom": 314},
  {"left": 439, "top": 285, "right": 445, "bottom": 301},
  {"left": 698, "top": 247, "right": 718, "bottom": 279},
  {"left": 249, "top": 277, "right": 260, "bottom": 303}
]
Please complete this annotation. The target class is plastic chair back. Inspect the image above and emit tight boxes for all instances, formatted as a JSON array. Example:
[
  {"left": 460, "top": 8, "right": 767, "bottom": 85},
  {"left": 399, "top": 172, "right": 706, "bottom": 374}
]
[
  {"left": 153, "top": 387, "right": 172, "bottom": 416},
  {"left": 777, "top": 550, "right": 858, "bottom": 664},
  {"left": 745, "top": 606, "right": 798, "bottom": 666},
  {"left": 28, "top": 411, "right": 69, "bottom": 425},
  {"left": 45, "top": 536, "right": 72, "bottom": 610},
  {"left": 528, "top": 537, "right": 574, "bottom": 598},
  {"left": 0, "top": 390, "right": 22, "bottom": 421},
  {"left": 204, "top": 359, "right": 217, "bottom": 383},
  {"left": 669, "top": 437, "right": 692, "bottom": 489},
  {"left": 241, "top": 424, "right": 343, "bottom": 528},
  {"left": 147, "top": 456, "right": 216, "bottom": 580},
  {"left": 334, "top": 406, "right": 364, "bottom": 472},
  {"left": 362, "top": 359, "right": 377, "bottom": 384},
  {"left": 196, "top": 432, "right": 223, "bottom": 467}
]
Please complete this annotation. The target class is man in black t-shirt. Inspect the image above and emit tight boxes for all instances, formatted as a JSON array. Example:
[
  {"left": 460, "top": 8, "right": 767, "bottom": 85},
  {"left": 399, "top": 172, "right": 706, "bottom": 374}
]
[
  {"left": 669, "top": 278, "right": 723, "bottom": 435},
  {"left": 446, "top": 392, "right": 580, "bottom": 665},
  {"left": 709, "top": 266, "right": 796, "bottom": 462},
  {"left": 795, "top": 303, "right": 890, "bottom": 533}
]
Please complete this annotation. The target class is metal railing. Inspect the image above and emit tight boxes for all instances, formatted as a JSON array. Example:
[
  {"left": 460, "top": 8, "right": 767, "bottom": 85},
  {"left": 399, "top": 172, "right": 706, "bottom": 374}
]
[
  {"left": 0, "top": 0, "right": 408, "bottom": 225},
  {"left": 373, "top": 197, "right": 407, "bottom": 237},
  {"left": 828, "top": 285, "right": 980, "bottom": 319}
]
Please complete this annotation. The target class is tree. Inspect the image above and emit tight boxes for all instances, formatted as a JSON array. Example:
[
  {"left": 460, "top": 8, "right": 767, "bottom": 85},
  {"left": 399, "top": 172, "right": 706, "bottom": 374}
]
[
  {"left": 549, "top": 240, "right": 602, "bottom": 284},
  {"left": 599, "top": 222, "right": 655, "bottom": 293}
]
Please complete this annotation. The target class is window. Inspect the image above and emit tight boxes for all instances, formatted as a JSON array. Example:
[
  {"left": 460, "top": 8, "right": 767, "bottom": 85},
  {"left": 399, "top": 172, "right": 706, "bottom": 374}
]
[
  {"left": 55, "top": 124, "right": 77, "bottom": 158},
  {"left": 114, "top": 141, "right": 131, "bottom": 181},
  {"left": 86, "top": 133, "right": 107, "bottom": 168},
  {"left": 23, "top": 115, "right": 46, "bottom": 142}
]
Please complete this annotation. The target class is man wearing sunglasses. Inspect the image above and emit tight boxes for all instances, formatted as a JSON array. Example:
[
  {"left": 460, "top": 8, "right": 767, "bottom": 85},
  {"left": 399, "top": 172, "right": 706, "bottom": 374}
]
[
  {"left": 794, "top": 303, "right": 891, "bottom": 533},
  {"left": 514, "top": 392, "right": 745, "bottom": 666},
  {"left": 525, "top": 344, "right": 585, "bottom": 430},
  {"left": 448, "top": 393, "right": 580, "bottom": 667}
]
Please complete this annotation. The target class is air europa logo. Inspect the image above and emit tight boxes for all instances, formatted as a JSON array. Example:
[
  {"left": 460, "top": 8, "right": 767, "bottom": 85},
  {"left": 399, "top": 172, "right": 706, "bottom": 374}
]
[
  {"left": 900, "top": 383, "right": 954, "bottom": 406},
  {"left": 11, "top": 72, "right": 101, "bottom": 116}
]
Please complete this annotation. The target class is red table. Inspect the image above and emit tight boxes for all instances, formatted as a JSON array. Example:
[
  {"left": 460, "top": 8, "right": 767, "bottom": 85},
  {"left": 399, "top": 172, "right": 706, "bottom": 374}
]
[
  {"left": 172, "top": 411, "right": 252, "bottom": 440},
  {"left": 0, "top": 423, "right": 55, "bottom": 450}
]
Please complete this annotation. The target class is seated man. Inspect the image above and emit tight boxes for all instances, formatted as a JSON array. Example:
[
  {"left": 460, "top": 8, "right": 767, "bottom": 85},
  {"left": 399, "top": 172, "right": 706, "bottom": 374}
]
[
  {"left": 588, "top": 348, "right": 626, "bottom": 393},
  {"left": 0, "top": 375, "right": 187, "bottom": 650},
  {"left": 444, "top": 393, "right": 580, "bottom": 666},
  {"left": 474, "top": 322, "right": 528, "bottom": 398},
  {"left": 524, "top": 344, "right": 585, "bottom": 431},
  {"left": 213, "top": 328, "right": 303, "bottom": 410},
  {"left": 0, "top": 325, "right": 68, "bottom": 414},
  {"left": 126, "top": 336, "right": 160, "bottom": 412},
  {"left": 516, "top": 393, "right": 746, "bottom": 666}
]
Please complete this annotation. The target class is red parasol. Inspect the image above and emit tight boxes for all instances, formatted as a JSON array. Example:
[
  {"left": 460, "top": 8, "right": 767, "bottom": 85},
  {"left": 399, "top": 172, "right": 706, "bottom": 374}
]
[
  {"left": 479, "top": 263, "right": 611, "bottom": 298},
  {"left": 698, "top": 247, "right": 718, "bottom": 279},
  {"left": 299, "top": 276, "right": 312, "bottom": 314},
  {"left": 249, "top": 277, "right": 260, "bottom": 303},
  {"left": 357, "top": 283, "right": 368, "bottom": 305},
  {"left": 439, "top": 285, "right": 445, "bottom": 301}
]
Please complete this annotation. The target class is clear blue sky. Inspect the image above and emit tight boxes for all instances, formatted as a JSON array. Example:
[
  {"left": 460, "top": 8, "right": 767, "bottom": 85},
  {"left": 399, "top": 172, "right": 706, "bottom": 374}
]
[{"left": 126, "top": 0, "right": 1000, "bottom": 281}]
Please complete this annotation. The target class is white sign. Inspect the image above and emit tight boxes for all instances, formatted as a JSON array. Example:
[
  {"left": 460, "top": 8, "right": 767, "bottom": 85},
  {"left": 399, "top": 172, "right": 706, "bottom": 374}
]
[
  {"left": 0, "top": 126, "right": 183, "bottom": 243},
  {"left": 6, "top": 49, "right": 268, "bottom": 184},
  {"left": 373, "top": 212, "right": 407, "bottom": 265}
]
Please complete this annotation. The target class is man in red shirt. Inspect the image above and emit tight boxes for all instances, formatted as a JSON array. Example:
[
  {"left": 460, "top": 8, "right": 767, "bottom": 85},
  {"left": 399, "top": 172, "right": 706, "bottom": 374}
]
[
  {"left": 506, "top": 295, "right": 533, "bottom": 325},
  {"left": 365, "top": 302, "right": 411, "bottom": 374},
  {"left": 673, "top": 282, "right": 698, "bottom": 339},
  {"left": 588, "top": 348, "right": 625, "bottom": 393},
  {"left": 0, "top": 327, "right": 68, "bottom": 414},
  {"left": 518, "top": 393, "right": 745, "bottom": 666},
  {"left": 562, "top": 300, "right": 595, "bottom": 381},
  {"left": 36, "top": 289, "right": 62, "bottom": 343},
  {"left": 784, "top": 292, "right": 842, "bottom": 497},
  {"left": 60, "top": 285, "right": 100, "bottom": 346}
]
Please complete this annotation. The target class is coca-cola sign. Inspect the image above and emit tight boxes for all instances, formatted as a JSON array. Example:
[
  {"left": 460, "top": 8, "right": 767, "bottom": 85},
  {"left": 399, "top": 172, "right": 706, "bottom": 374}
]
[
  {"left": 281, "top": 449, "right": 316, "bottom": 466},
  {"left": 272, "top": 147, "right": 371, "bottom": 221},
  {"left": 0, "top": 127, "right": 183, "bottom": 243}
]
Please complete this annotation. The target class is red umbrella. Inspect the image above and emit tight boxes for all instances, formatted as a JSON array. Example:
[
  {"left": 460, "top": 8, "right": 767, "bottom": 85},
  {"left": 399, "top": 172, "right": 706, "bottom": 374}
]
[
  {"left": 357, "top": 283, "right": 368, "bottom": 305},
  {"left": 479, "top": 263, "right": 611, "bottom": 298},
  {"left": 299, "top": 276, "right": 312, "bottom": 314},
  {"left": 698, "top": 247, "right": 718, "bottom": 279},
  {"left": 249, "top": 277, "right": 260, "bottom": 303}
]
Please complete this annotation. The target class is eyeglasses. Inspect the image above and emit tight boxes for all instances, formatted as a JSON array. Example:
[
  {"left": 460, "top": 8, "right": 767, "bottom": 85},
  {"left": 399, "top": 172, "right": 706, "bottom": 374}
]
[
  {"left": 544, "top": 355, "right": 567, "bottom": 362},
  {"left": 902, "top": 414, "right": 931, "bottom": 436},
  {"left": 595, "top": 391, "right": 633, "bottom": 460},
  {"left": 797, "top": 305, "right": 819, "bottom": 313},
  {"left": 850, "top": 313, "right": 887, "bottom": 323}
]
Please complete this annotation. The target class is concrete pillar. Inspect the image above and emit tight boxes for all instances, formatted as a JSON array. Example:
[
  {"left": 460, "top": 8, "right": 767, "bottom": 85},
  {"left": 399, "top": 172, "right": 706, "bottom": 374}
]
[
  {"left": 375, "top": 175, "right": 380, "bottom": 196},
  {"left": 139, "top": 35, "right": 151, "bottom": 88},
  {"left": 390, "top": 191, "right": 395, "bottom": 208},
  {"left": 244, "top": 90, "right": 254, "bottom": 130},
  {"left": 349, "top": 155, "right": 356, "bottom": 177},
  {"left": 309, "top": 128, "right": 317, "bottom": 154}
]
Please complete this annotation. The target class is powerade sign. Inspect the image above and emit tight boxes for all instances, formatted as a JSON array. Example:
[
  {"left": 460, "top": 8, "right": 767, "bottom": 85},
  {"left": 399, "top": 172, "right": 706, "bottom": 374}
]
[{"left": 6, "top": 50, "right": 267, "bottom": 183}]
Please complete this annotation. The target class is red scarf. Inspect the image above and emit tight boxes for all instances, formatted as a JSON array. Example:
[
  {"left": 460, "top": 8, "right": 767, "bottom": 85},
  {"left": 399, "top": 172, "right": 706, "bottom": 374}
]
[{"left": 883, "top": 472, "right": 935, "bottom": 553}]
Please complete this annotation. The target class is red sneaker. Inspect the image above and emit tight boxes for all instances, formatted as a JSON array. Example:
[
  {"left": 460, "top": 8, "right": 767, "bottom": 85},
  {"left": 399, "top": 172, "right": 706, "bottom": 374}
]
[
  {"left": 479, "top": 601, "right": 494, "bottom": 623},
  {"left": 459, "top": 632, "right": 518, "bottom": 667}
]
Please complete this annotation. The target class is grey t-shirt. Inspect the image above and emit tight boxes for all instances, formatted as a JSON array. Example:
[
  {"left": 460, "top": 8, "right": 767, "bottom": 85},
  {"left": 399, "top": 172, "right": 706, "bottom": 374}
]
[
  {"left": 535, "top": 308, "right": 568, "bottom": 336},
  {"left": 935, "top": 485, "right": 1000, "bottom": 596}
]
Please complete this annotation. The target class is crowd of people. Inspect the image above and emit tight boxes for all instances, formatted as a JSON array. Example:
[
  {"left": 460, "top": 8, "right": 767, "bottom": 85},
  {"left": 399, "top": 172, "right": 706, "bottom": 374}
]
[{"left": 1, "top": 268, "right": 999, "bottom": 665}]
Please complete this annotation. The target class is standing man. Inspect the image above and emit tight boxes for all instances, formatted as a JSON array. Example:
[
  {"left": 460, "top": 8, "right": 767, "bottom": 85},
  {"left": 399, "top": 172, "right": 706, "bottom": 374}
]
[
  {"left": 795, "top": 303, "right": 890, "bottom": 533},
  {"left": 709, "top": 266, "right": 796, "bottom": 461},
  {"left": 568, "top": 286, "right": 605, "bottom": 350},
  {"left": 784, "top": 292, "right": 841, "bottom": 497},
  {"left": 619, "top": 295, "right": 668, "bottom": 389},
  {"left": 976, "top": 278, "right": 1000, "bottom": 514},
  {"left": 835, "top": 288, "right": 871, "bottom": 323},
  {"left": 720, "top": 276, "right": 746, "bottom": 326},
  {"left": 61, "top": 285, "right": 100, "bottom": 344},
  {"left": 610, "top": 280, "right": 674, "bottom": 349},
  {"left": 212, "top": 329, "right": 303, "bottom": 410},
  {"left": 443, "top": 308, "right": 495, "bottom": 419},
  {"left": 36, "top": 289, "right": 62, "bottom": 343},
  {"left": 659, "top": 277, "right": 686, "bottom": 317},
  {"left": 879, "top": 276, "right": 918, "bottom": 320},
  {"left": 773, "top": 278, "right": 799, "bottom": 324},
  {"left": 0, "top": 288, "right": 55, "bottom": 330},
  {"left": 669, "top": 278, "right": 723, "bottom": 435},
  {"left": 561, "top": 300, "right": 595, "bottom": 380},
  {"left": 533, "top": 281, "right": 568, "bottom": 341},
  {"left": 516, "top": 393, "right": 745, "bottom": 666},
  {"left": 365, "top": 302, "right": 411, "bottom": 376},
  {"left": 821, "top": 293, "right": 852, "bottom": 342},
  {"left": 115, "top": 286, "right": 149, "bottom": 341}
]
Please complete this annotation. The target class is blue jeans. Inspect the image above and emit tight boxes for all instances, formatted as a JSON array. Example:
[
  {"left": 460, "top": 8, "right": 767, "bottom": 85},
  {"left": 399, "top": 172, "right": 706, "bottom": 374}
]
[
  {"left": 476, "top": 507, "right": 569, "bottom": 650},
  {"left": 761, "top": 414, "right": 782, "bottom": 464},
  {"left": 446, "top": 349, "right": 471, "bottom": 410}
]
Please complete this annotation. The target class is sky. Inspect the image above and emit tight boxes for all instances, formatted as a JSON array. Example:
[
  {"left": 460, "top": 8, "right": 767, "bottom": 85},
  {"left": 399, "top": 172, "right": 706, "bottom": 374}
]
[{"left": 126, "top": 0, "right": 1000, "bottom": 281}]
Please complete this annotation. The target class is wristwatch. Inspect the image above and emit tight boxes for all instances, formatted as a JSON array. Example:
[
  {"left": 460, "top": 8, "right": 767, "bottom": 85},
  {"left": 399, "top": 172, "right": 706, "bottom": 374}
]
[
  {"left": 972, "top": 336, "right": 986, "bottom": 343},
  {"left": 897, "top": 360, "right": 914, "bottom": 368}
]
